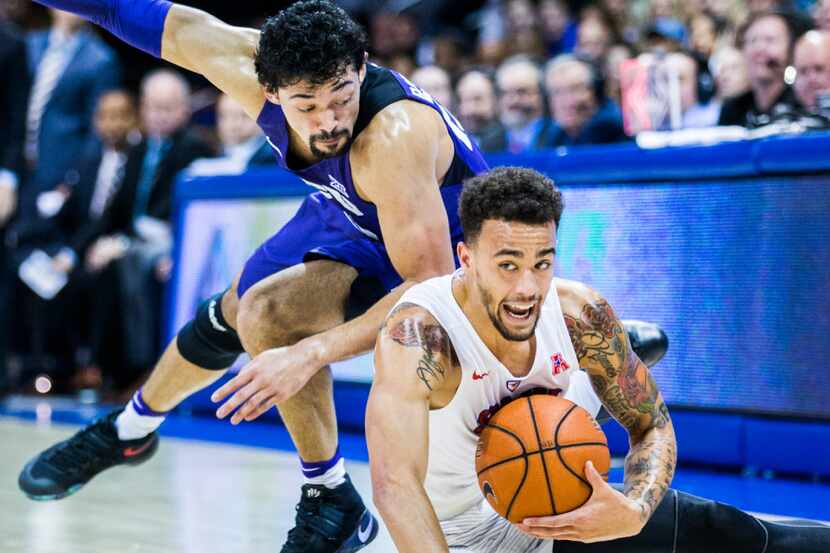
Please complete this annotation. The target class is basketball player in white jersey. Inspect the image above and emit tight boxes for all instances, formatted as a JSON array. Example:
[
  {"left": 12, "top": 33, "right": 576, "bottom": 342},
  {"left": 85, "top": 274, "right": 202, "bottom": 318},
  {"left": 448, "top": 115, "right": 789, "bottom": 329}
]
[{"left": 367, "top": 167, "right": 830, "bottom": 553}]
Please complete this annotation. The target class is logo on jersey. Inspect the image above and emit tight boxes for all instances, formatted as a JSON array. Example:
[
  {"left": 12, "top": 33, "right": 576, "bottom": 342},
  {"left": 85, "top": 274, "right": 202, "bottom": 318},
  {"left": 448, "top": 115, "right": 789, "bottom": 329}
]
[
  {"left": 327, "top": 174, "right": 348, "bottom": 196},
  {"left": 472, "top": 369, "right": 490, "bottom": 381},
  {"left": 551, "top": 353, "right": 570, "bottom": 375},
  {"left": 506, "top": 380, "right": 521, "bottom": 392}
]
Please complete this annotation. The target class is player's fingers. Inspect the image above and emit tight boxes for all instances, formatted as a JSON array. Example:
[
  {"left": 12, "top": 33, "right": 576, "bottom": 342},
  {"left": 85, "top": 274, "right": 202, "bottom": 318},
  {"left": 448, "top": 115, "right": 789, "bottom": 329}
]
[
  {"left": 523, "top": 514, "right": 575, "bottom": 528},
  {"left": 216, "top": 380, "right": 260, "bottom": 420},
  {"left": 233, "top": 389, "right": 272, "bottom": 423},
  {"left": 211, "top": 370, "right": 255, "bottom": 403},
  {"left": 244, "top": 397, "right": 276, "bottom": 421}
]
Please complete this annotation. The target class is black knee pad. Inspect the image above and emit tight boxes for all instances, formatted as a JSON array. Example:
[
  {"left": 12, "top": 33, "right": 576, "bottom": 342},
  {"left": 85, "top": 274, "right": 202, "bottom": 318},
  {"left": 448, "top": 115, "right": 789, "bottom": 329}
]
[{"left": 177, "top": 292, "right": 244, "bottom": 369}]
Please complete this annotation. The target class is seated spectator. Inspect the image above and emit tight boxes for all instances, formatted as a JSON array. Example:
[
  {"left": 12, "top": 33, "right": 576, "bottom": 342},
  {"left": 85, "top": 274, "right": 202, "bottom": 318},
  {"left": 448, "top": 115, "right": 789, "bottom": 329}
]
[
  {"left": 539, "top": 0, "right": 577, "bottom": 57},
  {"left": 7, "top": 89, "right": 138, "bottom": 392},
  {"left": 56, "top": 70, "right": 213, "bottom": 393},
  {"left": 455, "top": 69, "right": 507, "bottom": 152},
  {"left": 644, "top": 17, "right": 688, "bottom": 53},
  {"left": 495, "top": 56, "right": 552, "bottom": 153},
  {"left": 23, "top": 9, "right": 120, "bottom": 213},
  {"left": 502, "top": 0, "right": 546, "bottom": 59},
  {"left": 815, "top": 0, "right": 830, "bottom": 32},
  {"left": 709, "top": 46, "right": 751, "bottom": 102},
  {"left": 411, "top": 65, "right": 454, "bottom": 109},
  {"left": 689, "top": 11, "right": 723, "bottom": 102},
  {"left": 667, "top": 51, "right": 721, "bottom": 128},
  {"left": 717, "top": 12, "right": 799, "bottom": 127},
  {"left": 187, "top": 94, "right": 273, "bottom": 176},
  {"left": 603, "top": 42, "right": 635, "bottom": 104},
  {"left": 793, "top": 30, "right": 830, "bottom": 113},
  {"left": 542, "top": 54, "right": 627, "bottom": 147},
  {"left": 574, "top": 11, "right": 614, "bottom": 63}
]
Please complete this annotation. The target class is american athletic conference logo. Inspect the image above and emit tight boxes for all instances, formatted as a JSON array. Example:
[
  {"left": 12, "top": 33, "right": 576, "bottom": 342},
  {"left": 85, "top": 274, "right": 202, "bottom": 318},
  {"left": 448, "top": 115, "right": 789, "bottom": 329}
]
[{"left": 551, "top": 352, "right": 570, "bottom": 375}]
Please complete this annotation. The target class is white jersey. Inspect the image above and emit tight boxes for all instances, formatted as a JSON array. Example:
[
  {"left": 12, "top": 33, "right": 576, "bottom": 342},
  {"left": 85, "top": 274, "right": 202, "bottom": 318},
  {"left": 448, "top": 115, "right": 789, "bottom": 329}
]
[{"left": 395, "top": 272, "right": 602, "bottom": 522}]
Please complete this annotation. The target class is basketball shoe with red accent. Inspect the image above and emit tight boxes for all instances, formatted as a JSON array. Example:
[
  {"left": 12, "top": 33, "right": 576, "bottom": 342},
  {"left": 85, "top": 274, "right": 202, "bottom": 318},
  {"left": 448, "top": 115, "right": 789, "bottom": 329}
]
[{"left": 18, "top": 409, "right": 158, "bottom": 500}]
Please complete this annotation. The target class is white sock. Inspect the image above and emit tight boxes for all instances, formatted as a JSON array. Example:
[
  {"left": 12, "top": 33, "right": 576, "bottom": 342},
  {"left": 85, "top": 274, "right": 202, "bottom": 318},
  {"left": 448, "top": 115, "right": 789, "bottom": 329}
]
[
  {"left": 115, "top": 392, "right": 166, "bottom": 441},
  {"left": 303, "top": 458, "right": 347, "bottom": 489}
]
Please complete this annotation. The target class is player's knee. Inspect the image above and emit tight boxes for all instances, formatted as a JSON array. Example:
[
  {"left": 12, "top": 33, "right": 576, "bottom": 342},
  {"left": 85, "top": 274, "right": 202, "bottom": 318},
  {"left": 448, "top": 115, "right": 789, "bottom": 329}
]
[
  {"left": 237, "top": 284, "right": 305, "bottom": 343},
  {"left": 177, "top": 291, "right": 244, "bottom": 370}
]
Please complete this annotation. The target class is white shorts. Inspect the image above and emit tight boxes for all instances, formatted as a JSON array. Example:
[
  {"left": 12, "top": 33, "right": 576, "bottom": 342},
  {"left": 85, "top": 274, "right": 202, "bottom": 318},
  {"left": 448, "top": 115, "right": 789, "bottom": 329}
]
[{"left": 441, "top": 500, "right": 551, "bottom": 553}]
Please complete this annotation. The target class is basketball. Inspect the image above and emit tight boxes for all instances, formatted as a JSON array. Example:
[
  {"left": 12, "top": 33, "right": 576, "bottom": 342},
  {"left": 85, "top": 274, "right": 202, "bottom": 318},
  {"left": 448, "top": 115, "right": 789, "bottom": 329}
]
[{"left": 475, "top": 394, "right": 610, "bottom": 523}]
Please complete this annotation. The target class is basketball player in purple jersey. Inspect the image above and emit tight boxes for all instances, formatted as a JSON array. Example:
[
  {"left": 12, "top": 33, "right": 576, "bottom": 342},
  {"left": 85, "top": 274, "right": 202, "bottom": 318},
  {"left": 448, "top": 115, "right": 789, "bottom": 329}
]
[{"left": 17, "top": 2, "right": 668, "bottom": 552}]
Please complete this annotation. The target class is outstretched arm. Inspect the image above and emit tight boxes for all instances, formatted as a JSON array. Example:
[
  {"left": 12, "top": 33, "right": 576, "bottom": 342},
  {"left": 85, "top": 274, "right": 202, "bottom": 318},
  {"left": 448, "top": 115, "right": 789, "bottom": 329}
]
[
  {"left": 367, "top": 303, "right": 454, "bottom": 553},
  {"left": 32, "top": 0, "right": 264, "bottom": 117}
]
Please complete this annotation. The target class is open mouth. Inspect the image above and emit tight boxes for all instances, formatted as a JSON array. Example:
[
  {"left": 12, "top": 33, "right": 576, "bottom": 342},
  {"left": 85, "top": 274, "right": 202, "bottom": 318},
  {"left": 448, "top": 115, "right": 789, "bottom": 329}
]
[{"left": 502, "top": 302, "right": 536, "bottom": 322}]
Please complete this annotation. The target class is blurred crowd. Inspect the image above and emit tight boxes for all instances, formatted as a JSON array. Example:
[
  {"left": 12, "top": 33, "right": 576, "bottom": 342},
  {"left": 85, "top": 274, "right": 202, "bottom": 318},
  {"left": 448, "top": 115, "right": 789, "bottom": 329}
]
[{"left": 1, "top": 0, "right": 829, "bottom": 398}]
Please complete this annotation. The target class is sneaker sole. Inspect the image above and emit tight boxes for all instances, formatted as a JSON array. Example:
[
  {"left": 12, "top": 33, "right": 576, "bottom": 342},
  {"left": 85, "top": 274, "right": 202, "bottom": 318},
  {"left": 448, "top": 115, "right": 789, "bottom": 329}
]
[
  {"left": 20, "top": 436, "right": 159, "bottom": 501},
  {"left": 24, "top": 483, "right": 84, "bottom": 501},
  {"left": 336, "top": 510, "right": 379, "bottom": 553}
]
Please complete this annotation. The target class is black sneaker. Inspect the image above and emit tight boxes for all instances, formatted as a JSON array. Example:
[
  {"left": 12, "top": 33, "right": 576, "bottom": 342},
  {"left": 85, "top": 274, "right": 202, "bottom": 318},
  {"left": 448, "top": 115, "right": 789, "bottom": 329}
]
[
  {"left": 18, "top": 409, "right": 158, "bottom": 500},
  {"left": 281, "top": 475, "right": 379, "bottom": 553},
  {"left": 623, "top": 320, "right": 669, "bottom": 368}
]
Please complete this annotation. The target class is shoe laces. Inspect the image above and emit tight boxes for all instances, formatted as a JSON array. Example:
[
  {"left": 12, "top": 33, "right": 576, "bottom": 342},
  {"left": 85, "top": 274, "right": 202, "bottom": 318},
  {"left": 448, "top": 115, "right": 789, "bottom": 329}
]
[{"left": 43, "top": 419, "right": 117, "bottom": 474}]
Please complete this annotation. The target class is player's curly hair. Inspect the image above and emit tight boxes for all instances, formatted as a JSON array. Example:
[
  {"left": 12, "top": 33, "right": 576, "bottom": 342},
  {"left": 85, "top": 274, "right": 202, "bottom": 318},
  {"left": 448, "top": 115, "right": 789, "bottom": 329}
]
[
  {"left": 460, "top": 167, "right": 563, "bottom": 244},
  {"left": 255, "top": 0, "right": 369, "bottom": 92}
]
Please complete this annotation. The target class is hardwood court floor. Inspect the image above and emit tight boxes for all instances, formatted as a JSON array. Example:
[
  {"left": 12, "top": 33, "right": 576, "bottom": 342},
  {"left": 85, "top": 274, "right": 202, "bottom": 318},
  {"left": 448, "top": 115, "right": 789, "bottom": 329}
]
[{"left": 0, "top": 417, "right": 397, "bottom": 553}]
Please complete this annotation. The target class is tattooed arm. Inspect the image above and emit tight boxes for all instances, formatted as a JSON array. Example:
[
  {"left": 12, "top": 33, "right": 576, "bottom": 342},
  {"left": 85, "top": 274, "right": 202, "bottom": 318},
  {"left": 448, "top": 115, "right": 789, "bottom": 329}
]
[
  {"left": 564, "top": 280, "right": 676, "bottom": 524},
  {"left": 518, "top": 280, "right": 676, "bottom": 543},
  {"left": 366, "top": 302, "right": 459, "bottom": 553}
]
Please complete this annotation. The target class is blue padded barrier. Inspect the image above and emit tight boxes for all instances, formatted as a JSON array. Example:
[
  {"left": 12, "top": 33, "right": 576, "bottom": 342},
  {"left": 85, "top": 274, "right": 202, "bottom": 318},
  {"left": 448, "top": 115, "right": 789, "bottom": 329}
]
[
  {"left": 745, "top": 418, "right": 830, "bottom": 476},
  {"left": 754, "top": 131, "right": 830, "bottom": 174}
]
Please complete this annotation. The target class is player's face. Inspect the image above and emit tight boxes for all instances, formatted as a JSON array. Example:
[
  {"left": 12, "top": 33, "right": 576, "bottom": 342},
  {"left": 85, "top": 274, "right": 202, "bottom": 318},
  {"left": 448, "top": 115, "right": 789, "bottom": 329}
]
[
  {"left": 270, "top": 65, "right": 365, "bottom": 160},
  {"left": 463, "top": 220, "right": 556, "bottom": 341}
]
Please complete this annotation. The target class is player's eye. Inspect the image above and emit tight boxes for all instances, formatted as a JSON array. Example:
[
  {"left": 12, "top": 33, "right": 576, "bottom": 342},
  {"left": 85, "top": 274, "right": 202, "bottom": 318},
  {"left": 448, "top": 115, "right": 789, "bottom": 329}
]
[
  {"left": 499, "top": 262, "right": 517, "bottom": 271},
  {"left": 298, "top": 106, "right": 315, "bottom": 113},
  {"left": 336, "top": 96, "right": 352, "bottom": 106},
  {"left": 536, "top": 261, "right": 551, "bottom": 270}
]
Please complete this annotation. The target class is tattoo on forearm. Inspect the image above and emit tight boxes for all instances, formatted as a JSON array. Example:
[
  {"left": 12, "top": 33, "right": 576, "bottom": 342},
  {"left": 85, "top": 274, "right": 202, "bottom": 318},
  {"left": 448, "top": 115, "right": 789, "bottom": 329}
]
[
  {"left": 624, "top": 435, "right": 677, "bottom": 522},
  {"left": 383, "top": 303, "right": 455, "bottom": 391},
  {"left": 565, "top": 298, "right": 676, "bottom": 521},
  {"left": 564, "top": 300, "right": 670, "bottom": 433}
]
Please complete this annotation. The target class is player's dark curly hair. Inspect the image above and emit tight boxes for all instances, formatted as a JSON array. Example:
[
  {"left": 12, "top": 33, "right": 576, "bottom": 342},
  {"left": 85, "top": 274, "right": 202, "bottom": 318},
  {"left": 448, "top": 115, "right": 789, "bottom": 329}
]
[
  {"left": 460, "top": 167, "right": 563, "bottom": 244},
  {"left": 255, "top": 0, "right": 369, "bottom": 92}
]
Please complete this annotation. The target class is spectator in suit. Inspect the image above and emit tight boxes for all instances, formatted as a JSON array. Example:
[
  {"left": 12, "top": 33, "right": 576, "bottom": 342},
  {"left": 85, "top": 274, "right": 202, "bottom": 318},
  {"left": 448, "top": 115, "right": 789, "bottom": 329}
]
[
  {"left": 56, "top": 70, "right": 214, "bottom": 392},
  {"left": 717, "top": 11, "right": 799, "bottom": 127},
  {"left": 6, "top": 90, "right": 138, "bottom": 392},
  {"left": 0, "top": 21, "right": 29, "bottom": 394},
  {"left": 542, "top": 54, "right": 627, "bottom": 147},
  {"left": 22, "top": 9, "right": 120, "bottom": 209},
  {"left": 455, "top": 69, "right": 507, "bottom": 153},
  {"left": 495, "top": 56, "right": 551, "bottom": 153},
  {"left": 186, "top": 93, "right": 274, "bottom": 176}
]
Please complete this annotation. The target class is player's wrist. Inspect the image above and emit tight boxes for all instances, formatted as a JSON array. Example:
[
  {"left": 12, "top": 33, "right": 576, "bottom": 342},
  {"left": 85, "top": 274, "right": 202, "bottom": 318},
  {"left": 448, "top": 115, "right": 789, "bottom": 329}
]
[{"left": 297, "top": 335, "right": 328, "bottom": 368}]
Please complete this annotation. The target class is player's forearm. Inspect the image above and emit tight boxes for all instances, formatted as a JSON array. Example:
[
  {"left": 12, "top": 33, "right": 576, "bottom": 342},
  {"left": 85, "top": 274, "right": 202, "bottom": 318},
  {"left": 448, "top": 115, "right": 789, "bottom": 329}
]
[
  {"left": 374, "top": 476, "right": 449, "bottom": 553},
  {"left": 301, "top": 281, "right": 416, "bottom": 367},
  {"left": 623, "top": 421, "right": 677, "bottom": 524}
]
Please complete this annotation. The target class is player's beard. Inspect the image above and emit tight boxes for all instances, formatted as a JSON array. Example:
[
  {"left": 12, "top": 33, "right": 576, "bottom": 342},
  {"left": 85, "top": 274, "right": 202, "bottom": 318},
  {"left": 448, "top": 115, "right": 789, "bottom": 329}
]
[
  {"left": 477, "top": 283, "right": 540, "bottom": 342},
  {"left": 309, "top": 128, "right": 351, "bottom": 159}
]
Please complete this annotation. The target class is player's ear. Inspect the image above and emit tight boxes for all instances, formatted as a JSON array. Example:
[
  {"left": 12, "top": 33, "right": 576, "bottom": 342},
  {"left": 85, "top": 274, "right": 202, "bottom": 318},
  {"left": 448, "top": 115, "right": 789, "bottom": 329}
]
[
  {"left": 457, "top": 241, "right": 472, "bottom": 270},
  {"left": 263, "top": 88, "right": 281, "bottom": 105}
]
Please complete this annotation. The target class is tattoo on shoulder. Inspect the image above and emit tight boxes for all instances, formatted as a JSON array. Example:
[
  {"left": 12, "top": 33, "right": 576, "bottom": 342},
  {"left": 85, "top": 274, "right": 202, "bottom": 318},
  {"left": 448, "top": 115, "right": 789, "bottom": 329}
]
[
  {"left": 564, "top": 298, "right": 670, "bottom": 433},
  {"left": 382, "top": 303, "right": 456, "bottom": 391}
]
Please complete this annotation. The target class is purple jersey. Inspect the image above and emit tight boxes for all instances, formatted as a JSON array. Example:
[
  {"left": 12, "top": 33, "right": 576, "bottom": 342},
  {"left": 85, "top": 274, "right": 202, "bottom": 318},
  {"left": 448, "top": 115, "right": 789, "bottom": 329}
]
[{"left": 255, "top": 63, "right": 489, "bottom": 242}]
